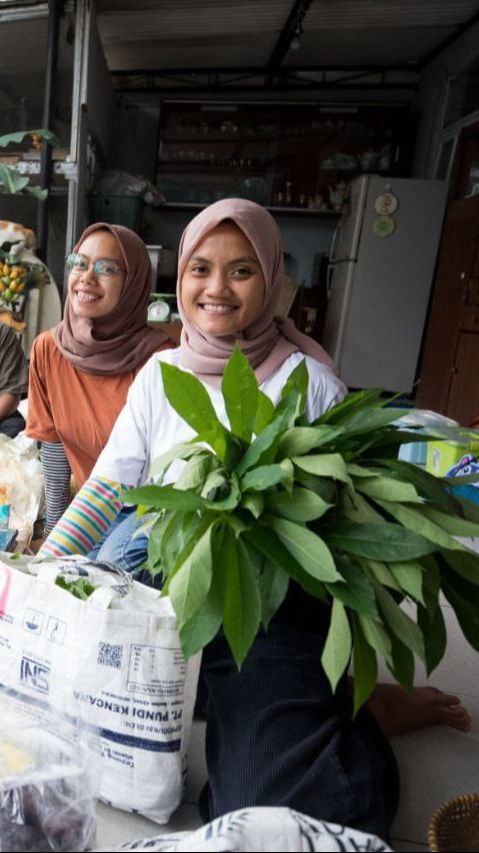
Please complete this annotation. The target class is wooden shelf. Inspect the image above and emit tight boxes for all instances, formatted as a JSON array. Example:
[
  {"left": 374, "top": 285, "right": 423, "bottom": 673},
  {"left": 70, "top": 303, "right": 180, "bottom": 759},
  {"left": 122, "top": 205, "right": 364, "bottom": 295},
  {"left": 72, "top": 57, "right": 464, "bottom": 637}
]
[{"left": 158, "top": 202, "right": 341, "bottom": 217}]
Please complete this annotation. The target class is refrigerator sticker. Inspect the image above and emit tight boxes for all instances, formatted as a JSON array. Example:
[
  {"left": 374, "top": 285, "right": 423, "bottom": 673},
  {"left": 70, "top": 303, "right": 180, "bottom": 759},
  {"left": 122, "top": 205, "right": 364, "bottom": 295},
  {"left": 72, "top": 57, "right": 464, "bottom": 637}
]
[
  {"left": 374, "top": 192, "right": 398, "bottom": 215},
  {"left": 373, "top": 215, "right": 395, "bottom": 238}
]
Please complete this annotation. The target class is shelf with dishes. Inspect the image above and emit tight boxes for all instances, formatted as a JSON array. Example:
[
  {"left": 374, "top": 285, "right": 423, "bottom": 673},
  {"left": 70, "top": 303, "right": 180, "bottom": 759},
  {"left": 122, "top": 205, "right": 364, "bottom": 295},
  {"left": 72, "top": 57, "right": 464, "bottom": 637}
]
[{"left": 156, "top": 101, "right": 412, "bottom": 212}]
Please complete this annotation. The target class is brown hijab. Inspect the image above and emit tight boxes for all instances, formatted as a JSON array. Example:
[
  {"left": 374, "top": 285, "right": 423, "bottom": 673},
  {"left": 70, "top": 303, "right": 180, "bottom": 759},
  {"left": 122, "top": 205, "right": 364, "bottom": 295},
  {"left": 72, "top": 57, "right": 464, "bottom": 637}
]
[
  {"left": 53, "top": 223, "right": 170, "bottom": 375},
  {"left": 177, "top": 198, "right": 337, "bottom": 386}
]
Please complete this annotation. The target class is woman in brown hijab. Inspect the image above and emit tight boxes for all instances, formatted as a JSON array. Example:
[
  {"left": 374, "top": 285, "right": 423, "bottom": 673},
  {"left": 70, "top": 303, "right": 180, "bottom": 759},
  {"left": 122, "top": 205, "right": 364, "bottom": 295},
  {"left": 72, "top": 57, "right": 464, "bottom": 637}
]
[{"left": 26, "top": 222, "right": 171, "bottom": 537}]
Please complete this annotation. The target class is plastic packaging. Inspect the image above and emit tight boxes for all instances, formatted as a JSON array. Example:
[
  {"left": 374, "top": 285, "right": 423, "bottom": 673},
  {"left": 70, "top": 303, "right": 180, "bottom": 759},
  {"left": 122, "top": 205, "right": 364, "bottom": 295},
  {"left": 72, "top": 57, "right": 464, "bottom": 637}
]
[
  {"left": 0, "top": 432, "right": 43, "bottom": 549},
  {"left": 0, "top": 711, "right": 98, "bottom": 852}
]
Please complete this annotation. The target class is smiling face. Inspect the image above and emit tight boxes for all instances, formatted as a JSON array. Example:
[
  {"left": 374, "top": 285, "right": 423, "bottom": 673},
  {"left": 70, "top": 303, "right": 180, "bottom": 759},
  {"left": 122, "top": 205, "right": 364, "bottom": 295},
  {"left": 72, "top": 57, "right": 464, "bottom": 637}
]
[
  {"left": 67, "top": 230, "right": 126, "bottom": 319},
  {"left": 180, "top": 222, "right": 266, "bottom": 337}
]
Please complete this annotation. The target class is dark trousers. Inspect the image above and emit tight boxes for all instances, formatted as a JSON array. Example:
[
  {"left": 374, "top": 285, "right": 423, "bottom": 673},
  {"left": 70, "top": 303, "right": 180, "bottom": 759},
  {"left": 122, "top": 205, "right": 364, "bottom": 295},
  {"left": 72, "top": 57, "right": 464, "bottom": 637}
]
[
  {"left": 199, "top": 584, "right": 399, "bottom": 841},
  {"left": 0, "top": 411, "right": 25, "bottom": 439}
]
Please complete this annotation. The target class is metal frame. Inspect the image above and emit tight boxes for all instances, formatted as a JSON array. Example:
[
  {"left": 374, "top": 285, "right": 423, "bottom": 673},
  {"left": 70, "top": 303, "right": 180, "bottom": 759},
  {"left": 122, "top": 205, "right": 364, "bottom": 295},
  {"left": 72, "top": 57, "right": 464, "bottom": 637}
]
[{"left": 112, "top": 66, "right": 418, "bottom": 95}]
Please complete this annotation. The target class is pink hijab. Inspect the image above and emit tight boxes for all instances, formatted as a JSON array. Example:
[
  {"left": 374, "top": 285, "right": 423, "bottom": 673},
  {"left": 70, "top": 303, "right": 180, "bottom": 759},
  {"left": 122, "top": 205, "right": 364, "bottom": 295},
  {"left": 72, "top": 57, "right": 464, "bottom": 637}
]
[
  {"left": 53, "top": 223, "right": 170, "bottom": 375},
  {"left": 177, "top": 198, "right": 337, "bottom": 385}
]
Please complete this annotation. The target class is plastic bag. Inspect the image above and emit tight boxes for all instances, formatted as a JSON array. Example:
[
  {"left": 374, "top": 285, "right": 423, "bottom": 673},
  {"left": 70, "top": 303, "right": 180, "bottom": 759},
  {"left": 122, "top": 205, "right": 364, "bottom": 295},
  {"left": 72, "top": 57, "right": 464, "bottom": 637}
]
[
  {"left": 0, "top": 432, "right": 43, "bottom": 548},
  {"left": 0, "top": 553, "right": 201, "bottom": 823},
  {"left": 0, "top": 703, "right": 98, "bottom": 852},
  {"left": 94, "top": 170, "right": 165, "bottom": 206}
]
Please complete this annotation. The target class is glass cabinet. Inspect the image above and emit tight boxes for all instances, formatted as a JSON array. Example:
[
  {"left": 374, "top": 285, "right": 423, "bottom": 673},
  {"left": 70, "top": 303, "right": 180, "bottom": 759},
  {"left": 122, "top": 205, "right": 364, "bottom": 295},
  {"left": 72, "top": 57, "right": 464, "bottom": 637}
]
[{"left": 156, "top": 100, "right": 412, "bottom": 213}]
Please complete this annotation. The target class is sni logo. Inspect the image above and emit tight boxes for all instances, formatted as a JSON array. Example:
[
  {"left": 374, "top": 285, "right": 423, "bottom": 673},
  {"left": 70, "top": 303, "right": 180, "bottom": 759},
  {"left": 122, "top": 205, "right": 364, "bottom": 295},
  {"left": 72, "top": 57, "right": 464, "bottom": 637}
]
[{"left": 20, "top": 656, "right": 50, "bottom": 694}]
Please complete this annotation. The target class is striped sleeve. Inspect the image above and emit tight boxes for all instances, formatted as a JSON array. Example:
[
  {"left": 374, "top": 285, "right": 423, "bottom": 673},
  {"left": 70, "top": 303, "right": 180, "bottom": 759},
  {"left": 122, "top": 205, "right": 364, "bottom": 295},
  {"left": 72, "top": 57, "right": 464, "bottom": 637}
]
[
  {"left": 39, "top": 475, "right": 126, "bottom": 558},
  {"left": 40, "top": 441, "right": 72, "bottom": 536}
]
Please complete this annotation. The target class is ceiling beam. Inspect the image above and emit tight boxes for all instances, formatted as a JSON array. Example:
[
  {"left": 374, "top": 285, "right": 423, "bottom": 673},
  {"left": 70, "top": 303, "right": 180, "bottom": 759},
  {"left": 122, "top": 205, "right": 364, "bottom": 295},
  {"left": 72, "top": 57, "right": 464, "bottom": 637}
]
[
  {"left": 110, "top": 64, "right": 416, "bottom": 77},
  {"left": 267, "top": 0, "right": 313, "bottom": 70},
  {"left": 419, "top": 9, "right": 479, "bottom": 68}
]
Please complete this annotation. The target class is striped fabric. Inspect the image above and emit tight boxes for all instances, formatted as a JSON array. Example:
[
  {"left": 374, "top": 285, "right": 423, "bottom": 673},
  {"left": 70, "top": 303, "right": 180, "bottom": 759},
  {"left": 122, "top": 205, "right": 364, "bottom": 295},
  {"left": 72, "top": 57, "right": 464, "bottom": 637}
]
[
  {"left": 40, "top": 475, "right": 125, "bottom": 558},
  {"left": 40, "top": 441, "right": 72, "bottom": 535}
]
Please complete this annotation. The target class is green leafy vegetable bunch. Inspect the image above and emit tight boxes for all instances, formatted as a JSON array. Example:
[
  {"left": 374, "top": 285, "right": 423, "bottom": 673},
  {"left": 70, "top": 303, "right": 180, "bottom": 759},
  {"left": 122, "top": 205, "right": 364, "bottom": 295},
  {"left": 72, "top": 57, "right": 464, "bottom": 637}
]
[{"left": 125, "top": 349, "right": 479, "bottom": 712}]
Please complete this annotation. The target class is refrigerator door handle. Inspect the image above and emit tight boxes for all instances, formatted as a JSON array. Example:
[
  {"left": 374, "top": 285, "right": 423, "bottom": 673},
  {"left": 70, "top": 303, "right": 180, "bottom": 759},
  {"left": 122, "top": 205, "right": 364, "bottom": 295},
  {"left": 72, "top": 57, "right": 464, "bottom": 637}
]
[
  {"left": 326, "top": 262, "right": 335, "bottom": 298},
  {"left": 329, "top": 222, "right": 340, "bottom": 264}
]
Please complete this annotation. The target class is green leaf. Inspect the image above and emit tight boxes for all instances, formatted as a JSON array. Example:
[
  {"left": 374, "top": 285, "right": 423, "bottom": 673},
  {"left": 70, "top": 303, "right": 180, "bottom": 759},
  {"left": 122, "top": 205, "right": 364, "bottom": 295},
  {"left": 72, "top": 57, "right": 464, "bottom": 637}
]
[
  {"left": 322, "top": 521, "right": 437, "bottom": 561},
  {"left": 357, "top": 613, "right": 393, "bottom": 666},
  {"left": 420, "top": 506, "right": 479, "bottom": 538},
  {"left": 161, "top": 360, "right": 220, "bottom": 433},
  {"left": 25, "top": 185, "right": 48, "bottom": 200},
  {"left": 325, "top": 557, "right": 378, "bottom": 617},
  {"left": 365, "top": 559, "right": 402, "bottom": 593},
  {"left": 241, "top": 461, "right": 293, "bottom": 493},
  {"left": 321, "top": 599, "right": 352, "bottom": 693},
  {"left": 351, "top": 615, "right": 378, "bottom": 715},
  {"left": 418, "top": 603, "right": 447, "bottom": 675},
  {"left": 378, "top": 459, "right": 456, "bottom": 514},
  {"left": 280, "top": 358, "right": 309, "bottom": 412},
  {"left": 267, "top": 515, "right": 341, "bottom": 582},
  {"left": 266, "top": 486, "right": 331, "bottom": 522},
  {"left": 277, "top": 425, "right": 344, "bottom": 458},
  {"left": 389, "top": 633, "right": 415, "bottom": 690},
  {"left": 175, "top": 452, "right": 216, "bottom": 491},
  {"left": 454, "top": 495, "right": 479, "bottom": 524},
  {"left": 442, "top": 582, "right": 479, "bottom": 652},
  {"left": 355, "top": 475, "right": 423, "bottom": 504},
  {"left": 373, "top": 582, "right": 425, "bottom": 661},
  {"left": 147, "top": 511, "right": 173, "bottom": 569},
  {"left": 123, "top": 484, "right": 207, "bottom": 512},
  {"left": 236, "top": 410, "right": 290, "bottom": 476},
  {"left": 294, "top": 469, "right": 337, "bottom": 503},
  {"left": 421, "top": 555, "right": 441, "bottom": 614},
  {"left": 179, "top": 538, "right": 225, "bottom": 659},
  {"left": 376, "top": 500, "right": 465, "bottom": 552},
  {"left": 388, "top": 560, "right": 425, "bottom": 604},
  {"left": 240, "top": 491, "right": 265, "bottom": 519},
  {"left": 221, "top": 345, "right": 258, "bottom": 442},
  {"left": 341, "top": 407, "right": 411, "bottom": 436},
  {"left": 201, "top": 468, "right": 229, "bottom": 500},
  {"left": 149, "top": 441, "right": 208, "bottom": 482},
  {"left": 159, "top": 511, "right": 210, "bottom": 577},
  {"left": 0, "top": 163, "right": 25, "bottom": 193},
  {"left": 293, "top": 453, "right": 352, "bottom": 485},
  {"left": 346, "top": 464, "right": 381, "bottom": 478},
  {"left": 254, "top": 391, "right": 275, "bottom": 434},
  {"left": 441, "top": 549, "right": 479, "bottom": 586},
  {"left": 340, "top": 489, "right": 384, "bottom": 523},
  {"left": 441, "top": 471, "right": 479, "bottom": 486},
  {"left": 0, "top": 128, "right": 60, "bottom": 147},
  {"left": 223, "top": 528, "right": 261, "bottom": 667},
  {"left": 256, "top": 558, "right": 290, "bottom": 630},
  {"left": 314, "top": 388, "right": 383, "bottom": 425},
  {"left": 168, "top": 523, "right": 215, "bottom": 627},
  {"left": 244, "top": 526, "right": 327, "bottom": 600}
]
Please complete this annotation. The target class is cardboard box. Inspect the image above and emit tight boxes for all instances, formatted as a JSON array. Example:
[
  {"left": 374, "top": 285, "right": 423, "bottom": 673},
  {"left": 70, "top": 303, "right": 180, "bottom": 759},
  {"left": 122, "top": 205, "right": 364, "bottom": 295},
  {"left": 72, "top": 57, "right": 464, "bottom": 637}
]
[{"left": 425, "top": 436, "right": 479, "bottom": 477}]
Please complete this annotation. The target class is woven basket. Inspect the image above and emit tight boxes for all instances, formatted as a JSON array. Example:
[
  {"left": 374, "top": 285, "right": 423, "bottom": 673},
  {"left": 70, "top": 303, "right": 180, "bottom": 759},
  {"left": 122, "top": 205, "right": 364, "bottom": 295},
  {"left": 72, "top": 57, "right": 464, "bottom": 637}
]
[{"left": 428, "top": 792, "right": 479, "bottom": 852}]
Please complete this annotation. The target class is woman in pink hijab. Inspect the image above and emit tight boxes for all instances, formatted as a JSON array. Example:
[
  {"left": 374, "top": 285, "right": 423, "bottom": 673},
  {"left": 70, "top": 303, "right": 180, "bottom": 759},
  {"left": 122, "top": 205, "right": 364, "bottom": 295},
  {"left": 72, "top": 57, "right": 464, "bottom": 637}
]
[
  {"left": 27, "top": 222, "right": 172, "bottom": 540},
  {"left": 39, "top": 200, "right": 401, "bottom": 837}
]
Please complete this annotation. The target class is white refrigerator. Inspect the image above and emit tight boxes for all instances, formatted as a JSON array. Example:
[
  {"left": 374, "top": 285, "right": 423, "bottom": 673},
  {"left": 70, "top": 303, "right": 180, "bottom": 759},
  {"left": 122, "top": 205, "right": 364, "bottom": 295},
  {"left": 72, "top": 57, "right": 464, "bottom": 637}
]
[{"left": 322, "top": 175, "right": 448, "bottom": 392}]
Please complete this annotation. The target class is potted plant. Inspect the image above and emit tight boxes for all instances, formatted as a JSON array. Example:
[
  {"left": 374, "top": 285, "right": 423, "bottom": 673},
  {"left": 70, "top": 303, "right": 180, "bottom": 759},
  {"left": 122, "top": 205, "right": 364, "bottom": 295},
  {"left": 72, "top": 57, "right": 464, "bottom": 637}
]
[{"left": 124, "top": 349, "right": 479, "bottom": 711}]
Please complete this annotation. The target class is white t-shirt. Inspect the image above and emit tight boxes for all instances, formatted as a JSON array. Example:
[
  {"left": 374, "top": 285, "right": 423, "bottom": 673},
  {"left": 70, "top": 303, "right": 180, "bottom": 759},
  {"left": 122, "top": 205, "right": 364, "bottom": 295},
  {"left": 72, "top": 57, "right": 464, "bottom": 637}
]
[{"left": 92, "top": 348, "right": 346, "bottom": 487}]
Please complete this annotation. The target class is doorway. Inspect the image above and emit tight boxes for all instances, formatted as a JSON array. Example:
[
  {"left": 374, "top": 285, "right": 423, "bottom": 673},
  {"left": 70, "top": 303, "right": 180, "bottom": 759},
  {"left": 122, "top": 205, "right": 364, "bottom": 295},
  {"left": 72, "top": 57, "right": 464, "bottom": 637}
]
[{"left": 417, "top": 121, "right": 479, "bottom": 426}]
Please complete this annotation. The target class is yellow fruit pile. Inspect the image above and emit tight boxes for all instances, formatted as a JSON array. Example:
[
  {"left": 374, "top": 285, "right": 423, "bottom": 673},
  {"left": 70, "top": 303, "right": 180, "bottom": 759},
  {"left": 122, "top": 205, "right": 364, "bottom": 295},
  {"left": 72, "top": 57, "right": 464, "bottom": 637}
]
[{"left": 0, "top": 263, "right": 27, "bottom": 303}]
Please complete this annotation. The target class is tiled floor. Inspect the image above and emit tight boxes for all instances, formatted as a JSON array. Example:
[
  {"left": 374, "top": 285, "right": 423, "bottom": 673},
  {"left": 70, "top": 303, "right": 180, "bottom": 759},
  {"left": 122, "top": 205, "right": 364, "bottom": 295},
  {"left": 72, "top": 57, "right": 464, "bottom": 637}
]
[
  {"left": 386, "top": 600, "right": 479, "bottom": 851},
  {"left": 95, "top": 603, "right": 479, "bottom": 851}
]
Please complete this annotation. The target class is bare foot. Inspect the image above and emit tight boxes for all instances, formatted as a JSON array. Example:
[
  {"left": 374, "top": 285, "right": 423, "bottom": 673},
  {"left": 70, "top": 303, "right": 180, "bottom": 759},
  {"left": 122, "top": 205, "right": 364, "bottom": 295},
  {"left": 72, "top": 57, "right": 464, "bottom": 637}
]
[{"left": 364, "top": 683, "right": 472, "bottom": 737}]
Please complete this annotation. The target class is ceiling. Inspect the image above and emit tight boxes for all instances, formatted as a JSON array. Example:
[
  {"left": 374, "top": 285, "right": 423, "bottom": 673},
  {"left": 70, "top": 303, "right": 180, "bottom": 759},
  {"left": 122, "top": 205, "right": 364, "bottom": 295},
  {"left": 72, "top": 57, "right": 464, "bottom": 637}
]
[{"left": 94, "top": 0, "right": 479, "bottom": 93}]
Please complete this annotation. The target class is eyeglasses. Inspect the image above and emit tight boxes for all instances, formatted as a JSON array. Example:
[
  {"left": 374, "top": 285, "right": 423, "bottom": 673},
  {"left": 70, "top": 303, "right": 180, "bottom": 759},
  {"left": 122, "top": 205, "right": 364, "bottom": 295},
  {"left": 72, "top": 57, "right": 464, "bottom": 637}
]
[{"left": 66, "top": 253, "right": 126, "bottom": 280}]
